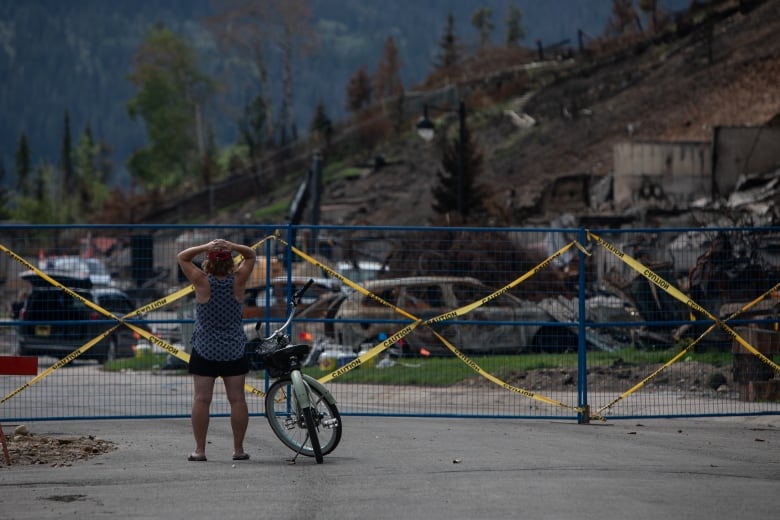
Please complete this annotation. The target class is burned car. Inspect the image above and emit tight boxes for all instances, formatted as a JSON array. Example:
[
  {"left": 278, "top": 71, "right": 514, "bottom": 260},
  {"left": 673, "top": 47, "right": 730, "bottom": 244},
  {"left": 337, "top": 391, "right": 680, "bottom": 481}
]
[{"left": 330, "top": 276, "right": 571, "bottom": 356}]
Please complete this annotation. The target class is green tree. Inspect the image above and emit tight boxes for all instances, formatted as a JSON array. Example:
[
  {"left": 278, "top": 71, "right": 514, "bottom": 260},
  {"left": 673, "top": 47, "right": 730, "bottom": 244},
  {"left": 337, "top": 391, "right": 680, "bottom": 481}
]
[
  {"left": 431, "top": 123, "right": 485, "bottom": 219},
  {"left": 505, "top": 2, "right": 526, "bottom": 47},
  {"left": 471, "top": 8, "right": 494, "bottom": 48},
  {"left": 15, "top": 132, "right": 31, "bottom": 197},
  {"left": 13, "top": 164, "right": 56, "bottom": 224},
  {"left": 126, "top": 24, "right": 215, "bottom": 190},
  {"left": 435, "top": 12, "right": 460, "bottom": 70}
]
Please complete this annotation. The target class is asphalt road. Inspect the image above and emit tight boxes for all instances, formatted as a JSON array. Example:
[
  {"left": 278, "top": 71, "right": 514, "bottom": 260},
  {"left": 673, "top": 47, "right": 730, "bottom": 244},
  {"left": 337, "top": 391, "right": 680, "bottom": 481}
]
[
  {"left": 1, "top": 414, "right": 778, "bottom": 520},
  {"left": 2, "top": 320, "right": 779, "bottom": 519}
]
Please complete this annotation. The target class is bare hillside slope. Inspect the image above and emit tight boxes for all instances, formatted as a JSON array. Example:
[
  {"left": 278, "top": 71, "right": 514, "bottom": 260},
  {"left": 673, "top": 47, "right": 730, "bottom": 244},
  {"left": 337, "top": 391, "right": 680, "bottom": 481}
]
[{"left": 300, "top": 0, "right": 780, "bottom": 227}]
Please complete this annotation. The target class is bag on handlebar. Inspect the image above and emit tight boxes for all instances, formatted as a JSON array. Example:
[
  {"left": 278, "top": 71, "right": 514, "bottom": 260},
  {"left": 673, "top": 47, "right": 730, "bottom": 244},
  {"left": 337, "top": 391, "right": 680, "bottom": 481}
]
[
  {"left": 261, "top": 350, "right": 288, "bottom": 378},
  {"left": 244, "top": 338, "right": 296, "bottom": 377},
  {"left": 246, "top": 338, "right": 312, "bottom": 378}
]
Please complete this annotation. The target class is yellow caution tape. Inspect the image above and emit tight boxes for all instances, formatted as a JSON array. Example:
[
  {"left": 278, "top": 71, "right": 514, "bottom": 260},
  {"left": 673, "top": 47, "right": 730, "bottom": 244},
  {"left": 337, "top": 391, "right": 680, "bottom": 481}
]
[
  {"left": 1, "top": 324, "right": 121, "bottom": 404},
  {"left": 21, "top": 228, "right": 758, "bottom": 422},
  {"left": 588, "top": 232, "right": 780, "bottom": 372},
  {"left": 595, "top": 282, "right": 780, "bottom": 416},
  {"left": 0, "top": 236, "right": 279, "bottom": 404},
  {"left": 280, "top": 236, "right": 587, "bottom": 413},
  {"left": 587, "top": 231, "right": 780, "bottom": 417}
]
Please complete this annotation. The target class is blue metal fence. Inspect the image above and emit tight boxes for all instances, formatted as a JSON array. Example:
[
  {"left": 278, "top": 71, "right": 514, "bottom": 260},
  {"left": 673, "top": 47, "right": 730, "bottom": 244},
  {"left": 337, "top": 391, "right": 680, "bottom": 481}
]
[{"left": 1, "top": 224, "right": 779, "bottom": 422}]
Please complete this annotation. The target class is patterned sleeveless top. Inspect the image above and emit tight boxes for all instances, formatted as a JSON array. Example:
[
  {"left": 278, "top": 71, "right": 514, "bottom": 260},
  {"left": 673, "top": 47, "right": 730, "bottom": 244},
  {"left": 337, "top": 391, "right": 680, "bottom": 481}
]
[{"left": 191, "top": 275, "right": 246, "bottom": 361}]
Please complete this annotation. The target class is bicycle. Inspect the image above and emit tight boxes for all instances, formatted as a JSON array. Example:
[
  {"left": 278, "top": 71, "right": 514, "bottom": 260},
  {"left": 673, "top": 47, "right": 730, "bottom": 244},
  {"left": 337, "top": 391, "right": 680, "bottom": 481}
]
[{"left": 247, "top": 279, "right": 342, "bottom": 464}]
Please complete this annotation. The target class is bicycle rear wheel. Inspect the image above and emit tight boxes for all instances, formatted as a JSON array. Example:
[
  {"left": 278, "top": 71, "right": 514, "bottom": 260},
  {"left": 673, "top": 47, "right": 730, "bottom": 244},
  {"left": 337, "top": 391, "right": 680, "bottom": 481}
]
[{"left": 264, "top": 377, "right": 342, "bottom": 459}]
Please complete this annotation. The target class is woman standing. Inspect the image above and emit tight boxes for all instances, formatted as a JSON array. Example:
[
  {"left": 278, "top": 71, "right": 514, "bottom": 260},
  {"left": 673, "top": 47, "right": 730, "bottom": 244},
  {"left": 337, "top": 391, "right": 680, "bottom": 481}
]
[{"left": 177, "top": 238, "right": 256, "bottom": 462}]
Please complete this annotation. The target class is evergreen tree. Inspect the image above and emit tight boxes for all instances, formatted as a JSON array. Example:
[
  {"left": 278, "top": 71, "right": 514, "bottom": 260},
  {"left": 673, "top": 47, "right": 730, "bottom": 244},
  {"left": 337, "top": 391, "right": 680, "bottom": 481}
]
[
  {"left": 373, "top": 36, "right": 404, "bottom": 101},
  {"left": 239, "top": 95, "right": 269, "bottom": 161},
  {"left": 34, "top": 164, "right": 45, "bottom": 203},
  {"left": 15, "top": 132, "right": 31, "bottom": 196},
  {"left": 308, "top": 97, "right": 332, "bottom": 149},
  {"left": 60, "top": 110, "right": 75, "bottom": 194},
  {"left": 73, "top": 125, "right": 110, "bottom": 219},
  {"left": 471, "top": 8, "right": 494, "bottom": 48},
  {"left": 275, "top": 0, "right": 316, "bottom": 148},
  {"left": 95, "top": 138, "right": 114, "bottom": 185},
  {"left": 638, "top": 0, "right": 658, "bottom": 33},
  {"left": 607, "top": 0, "right": 643, "bottom": 36},
  {"left": 431, "top": 122, "right": 484, "bottom": 219},
  {"left": 435, "top": 12, "right": 459, "bottom": 70},
  {"left": 14, "top": 164, "right": 56, "bottom": 224},
  {"left": 505, "top": 2, "right": 526, "bottom": 47},
  {"left": 0, "top": 158, "right": 10, "bottom": 219},
  {"left": 279, "top": 24, "right": 294, "bottom": 147},
  {"left": 200, "top": 124, "right": 219, "bottom": 188},
  {"left": 345, "top": 66, "right": 372, "bottom": 114}
]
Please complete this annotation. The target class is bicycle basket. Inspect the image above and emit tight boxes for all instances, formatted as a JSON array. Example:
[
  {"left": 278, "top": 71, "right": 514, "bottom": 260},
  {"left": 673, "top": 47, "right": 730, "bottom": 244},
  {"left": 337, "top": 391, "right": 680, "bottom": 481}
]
[{"left": 264, "top": 344, "right": 311, "bottom": 378}]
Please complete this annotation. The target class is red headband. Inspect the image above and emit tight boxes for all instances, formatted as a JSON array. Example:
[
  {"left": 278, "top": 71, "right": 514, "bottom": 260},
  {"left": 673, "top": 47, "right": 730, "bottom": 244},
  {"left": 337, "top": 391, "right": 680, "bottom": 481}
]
[{"left": 207, "top": 250, "right": 232, "bottom": 263}]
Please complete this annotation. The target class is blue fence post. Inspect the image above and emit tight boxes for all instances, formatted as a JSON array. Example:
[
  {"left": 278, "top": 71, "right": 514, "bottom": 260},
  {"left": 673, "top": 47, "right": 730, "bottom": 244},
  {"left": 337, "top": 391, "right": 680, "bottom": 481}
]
[
  {"left": 577, "top": 227, "right": 589, "bottom": 423},
  {"left": 262, "top": 225, "right": 282, "bottom": 391}
]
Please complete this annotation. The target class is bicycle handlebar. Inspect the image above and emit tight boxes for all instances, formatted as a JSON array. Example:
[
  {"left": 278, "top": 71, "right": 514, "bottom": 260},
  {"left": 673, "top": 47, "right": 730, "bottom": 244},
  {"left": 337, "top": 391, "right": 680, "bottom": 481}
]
[
  {"left": 292, "top": 278, "right": 315, "bottom": 306},
  {"left": 260, "top": 278, "right": 315, "bottom": 342}
]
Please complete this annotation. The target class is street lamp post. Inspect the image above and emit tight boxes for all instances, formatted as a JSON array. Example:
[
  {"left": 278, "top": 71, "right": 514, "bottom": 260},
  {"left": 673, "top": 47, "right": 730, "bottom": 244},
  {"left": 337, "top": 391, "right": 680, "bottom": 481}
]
[
  {"left": 310, "top": 150, "right": 323, "bottom": 254},
  {"left": 416, "top": 100, "right": 467, "bottom": 216}
]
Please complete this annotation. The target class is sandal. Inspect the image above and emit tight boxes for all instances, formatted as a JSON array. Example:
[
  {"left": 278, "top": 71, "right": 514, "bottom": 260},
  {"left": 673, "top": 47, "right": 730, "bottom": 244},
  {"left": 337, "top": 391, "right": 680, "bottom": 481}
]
[
  {"left": 232, "top": 453, "right": 250, "bottom": 461},
  {"left": 188, "top": 453, "right": 207, "bottom": 462}
]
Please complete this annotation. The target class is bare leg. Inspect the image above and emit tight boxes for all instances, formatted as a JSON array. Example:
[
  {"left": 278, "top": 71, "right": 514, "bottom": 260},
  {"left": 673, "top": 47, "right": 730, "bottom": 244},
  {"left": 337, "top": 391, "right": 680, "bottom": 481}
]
[
  {"left": 192, "top": 374, "right": 216, "bottom": 458},
  {"left": 223, "top": 373, "right": 249, "bottom": 457}
]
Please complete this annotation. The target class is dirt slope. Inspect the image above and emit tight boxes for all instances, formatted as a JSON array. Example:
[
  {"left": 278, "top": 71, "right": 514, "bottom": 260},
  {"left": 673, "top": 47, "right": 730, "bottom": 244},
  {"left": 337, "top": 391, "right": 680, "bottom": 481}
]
[{"left": 310, "top": 0, "right": 780, "bottom": 227}]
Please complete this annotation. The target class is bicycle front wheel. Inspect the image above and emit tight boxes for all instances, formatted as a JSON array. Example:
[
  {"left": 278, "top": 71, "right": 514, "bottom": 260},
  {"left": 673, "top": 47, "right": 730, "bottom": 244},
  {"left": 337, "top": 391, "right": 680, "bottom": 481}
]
[
  {"left": 264, "top": 377, "right": 342, "bottom": 459},
  {"left": 301, "top": 405, "right": 323, "bottom": 463}
]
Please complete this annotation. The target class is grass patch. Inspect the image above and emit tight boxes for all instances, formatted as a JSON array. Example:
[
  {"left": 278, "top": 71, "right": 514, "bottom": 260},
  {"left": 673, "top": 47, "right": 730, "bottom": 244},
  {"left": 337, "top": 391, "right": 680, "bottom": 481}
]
[
  {"left": 298, "top": 348, "right": 733, "bottom": 386},
  {"left": 302, "top": 354, "right": 548, "bottom": 386},
  {"left": 102, "top": 347, "right": 736, "bottom": 386},
  {"left": 251, "top": 200, "right": 288, "bottom": 221},
  {"left": 103, "top": 353, "right": 169, "bottom": 371}
]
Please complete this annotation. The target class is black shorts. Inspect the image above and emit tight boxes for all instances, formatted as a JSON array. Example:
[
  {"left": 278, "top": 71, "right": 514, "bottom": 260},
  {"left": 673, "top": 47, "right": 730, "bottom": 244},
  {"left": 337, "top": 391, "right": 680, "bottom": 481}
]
[{"left": 188, "top": 348, "right": 249, "bottom": 378}]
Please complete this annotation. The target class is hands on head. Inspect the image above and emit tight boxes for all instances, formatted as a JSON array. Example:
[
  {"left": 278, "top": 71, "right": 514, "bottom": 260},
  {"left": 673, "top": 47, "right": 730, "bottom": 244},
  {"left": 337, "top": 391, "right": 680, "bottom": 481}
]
[{"left": 209, "top": 239, "right": 230, "bottom": 251}]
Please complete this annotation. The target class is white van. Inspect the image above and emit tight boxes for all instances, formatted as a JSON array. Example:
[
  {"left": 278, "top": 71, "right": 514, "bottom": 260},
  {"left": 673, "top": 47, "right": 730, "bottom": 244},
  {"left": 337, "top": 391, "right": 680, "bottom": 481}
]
[{"left": 45, "top": 256, "right": 115, "bottom": 287}]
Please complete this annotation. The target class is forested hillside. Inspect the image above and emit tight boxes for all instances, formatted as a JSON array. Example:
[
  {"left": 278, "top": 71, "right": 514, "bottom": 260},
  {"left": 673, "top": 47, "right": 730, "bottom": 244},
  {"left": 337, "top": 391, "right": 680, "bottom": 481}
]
[{"left": 1, "top": 0, "right": 688, "bottom": 191}]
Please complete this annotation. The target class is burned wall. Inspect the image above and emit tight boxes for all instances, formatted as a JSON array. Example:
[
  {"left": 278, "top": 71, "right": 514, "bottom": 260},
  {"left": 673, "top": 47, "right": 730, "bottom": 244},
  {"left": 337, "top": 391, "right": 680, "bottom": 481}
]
[
  {"left": 713, "top": 126, "right": 780, "bottom": 196},
  {"left": 612, "top": 141, "right": 712, "bottom": 209}
]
